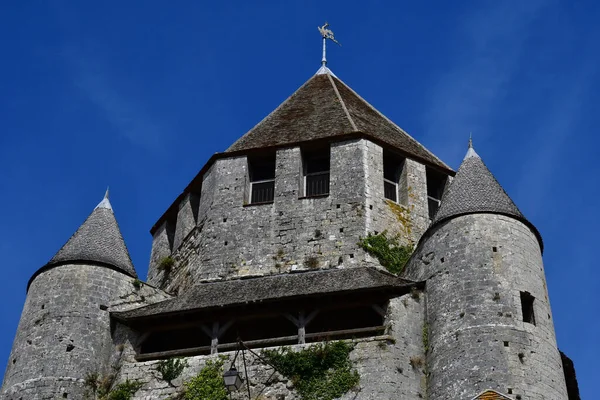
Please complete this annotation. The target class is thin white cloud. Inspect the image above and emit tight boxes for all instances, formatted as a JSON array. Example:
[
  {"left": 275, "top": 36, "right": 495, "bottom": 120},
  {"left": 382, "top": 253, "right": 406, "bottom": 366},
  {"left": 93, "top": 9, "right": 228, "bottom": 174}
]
[
  {"left": 421, "top": 0, "right": 548, "bottom": 164},
  {"left": 515, "top": 59, "right": 597, "bottom": 216},
  {"left": 63, "top": 48, "right": 163, "bottom": 152}
]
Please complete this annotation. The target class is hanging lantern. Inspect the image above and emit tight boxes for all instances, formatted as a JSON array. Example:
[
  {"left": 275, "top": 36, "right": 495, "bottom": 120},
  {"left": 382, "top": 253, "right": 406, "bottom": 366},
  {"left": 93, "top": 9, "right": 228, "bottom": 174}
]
[{"left": 223, "top": 366, "right": 243, "bottom": 392}]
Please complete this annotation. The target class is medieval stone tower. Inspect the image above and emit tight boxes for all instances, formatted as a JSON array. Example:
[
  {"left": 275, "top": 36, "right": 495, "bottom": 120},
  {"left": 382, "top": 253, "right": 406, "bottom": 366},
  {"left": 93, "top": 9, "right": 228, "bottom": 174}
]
[{"left": 1, "top": 61, "right": 577, "bottom": 399}]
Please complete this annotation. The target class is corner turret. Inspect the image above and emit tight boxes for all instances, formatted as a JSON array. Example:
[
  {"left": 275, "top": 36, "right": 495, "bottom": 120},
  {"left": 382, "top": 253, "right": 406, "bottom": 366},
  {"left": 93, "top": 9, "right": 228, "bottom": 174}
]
[
  {"left": 404, "top": 142, "right": 568, "bottom": 399},
  {"left": 28, "top": 189, "right": 137, "bottom": 290},
  {"left": 1, "top": 191, "right": 140, "bottom": 400},
  {"left": 430, "top": 140, "right": 543, "bottom": 250}
]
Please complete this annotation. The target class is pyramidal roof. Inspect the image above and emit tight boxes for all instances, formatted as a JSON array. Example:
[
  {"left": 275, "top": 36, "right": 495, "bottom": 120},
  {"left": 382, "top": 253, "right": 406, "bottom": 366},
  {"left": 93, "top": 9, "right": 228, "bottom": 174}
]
[
  {"left": 29, "top": 190, "right": 137, "bottom": 288},
  {"left": 431, "top": 142, "right": 542, "bottom": 250},
  {"left": 227, "top": 66, "right": 451, "bottom": 172}
]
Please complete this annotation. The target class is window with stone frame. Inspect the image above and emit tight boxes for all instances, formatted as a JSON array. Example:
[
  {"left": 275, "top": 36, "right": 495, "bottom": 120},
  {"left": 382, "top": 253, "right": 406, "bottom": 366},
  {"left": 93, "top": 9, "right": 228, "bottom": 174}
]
[
  {"left": 383, "top": 150, "right": 405, "bottom": 203},
  {"left": 520, "top": 291, "right": 536, "bottom": 325},
  {"left": 426, "top": 167, "right": 447, "bottom": 220},
  {"left": 302, "top": 147, "right": 330, "bottom": 197},
  {"left": 248, "top": 153, "right": 276, "bottom": 204}
]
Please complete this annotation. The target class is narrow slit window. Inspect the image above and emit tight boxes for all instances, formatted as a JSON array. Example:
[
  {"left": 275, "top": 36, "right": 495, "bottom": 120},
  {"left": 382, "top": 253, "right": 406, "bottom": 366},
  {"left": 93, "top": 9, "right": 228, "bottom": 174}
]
[
  {"left": 426, "top": 167, "right": 447, "bottom": 220},
  {"left": 383, "top": 150, "right": 404, "bottom": 203},
  {"left": 248, "top": 153, "right": 276, "bottom": 204},
  {"left": 520, "top": 291, "right": 536, "bottom": 325},
  {"left": 303, "top": 147, "right": 330, "bottom": 197}
]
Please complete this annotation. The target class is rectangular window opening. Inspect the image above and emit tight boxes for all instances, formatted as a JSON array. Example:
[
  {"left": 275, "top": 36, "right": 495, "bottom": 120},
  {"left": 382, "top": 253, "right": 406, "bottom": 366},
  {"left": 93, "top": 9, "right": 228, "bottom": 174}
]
[
  {"left": 426, "top": 167, "right": 448, "bottom": 220},
  {"left": 303, "top": 147, "right": 330, "bottom": 197},
  {"left": 520, "top": 291, "right": 536, "bottom": 325},
  {"left": 248, "top": 153, "right": 276, "bottom": 204},
  {"left": 383, "top": 150, "right": 405, "bottom": 203}
]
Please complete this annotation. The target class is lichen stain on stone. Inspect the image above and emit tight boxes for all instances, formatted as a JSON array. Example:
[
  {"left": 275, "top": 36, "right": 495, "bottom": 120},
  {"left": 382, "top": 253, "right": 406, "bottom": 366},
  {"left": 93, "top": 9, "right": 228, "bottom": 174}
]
[{"left": 385, "top": 199, "right": 413, "bottom": 244}]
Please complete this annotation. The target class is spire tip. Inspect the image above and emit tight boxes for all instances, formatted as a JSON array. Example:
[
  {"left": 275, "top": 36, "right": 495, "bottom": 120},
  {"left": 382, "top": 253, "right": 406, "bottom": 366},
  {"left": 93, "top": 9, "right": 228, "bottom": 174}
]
[
  {"left": 464, "top": 133, "right": 479, "bottom": 160},
  {"left": 96, "top": 187, "right": 113, "bottom": 210}
]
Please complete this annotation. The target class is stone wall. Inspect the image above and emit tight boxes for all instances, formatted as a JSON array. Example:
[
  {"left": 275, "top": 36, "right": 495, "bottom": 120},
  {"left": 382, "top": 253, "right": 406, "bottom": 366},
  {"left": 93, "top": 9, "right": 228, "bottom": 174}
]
[
  {"left": 403, "top": 214, "right": 568, "bottom": 400},
  {"left": 363, "top": 140, "right": 429, "bottom": 246},
  {"left": 147, "top": 139, "right": 437, "bottom": 294},
  {"left": 97, "top": 292, "right": 426, "bottom": 400},
  {"left": 0, "top": 264, "right": 170, "bottom": 400}
]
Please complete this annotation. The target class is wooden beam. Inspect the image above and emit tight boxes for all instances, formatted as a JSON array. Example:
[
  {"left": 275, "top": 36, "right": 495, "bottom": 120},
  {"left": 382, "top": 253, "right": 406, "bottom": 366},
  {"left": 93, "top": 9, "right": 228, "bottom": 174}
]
[
  {"left": 136, "top": 327, "right": 389, "bottom": 361},
  {"left": 304, "top": 325, "right": 386, "bottom": 340}
]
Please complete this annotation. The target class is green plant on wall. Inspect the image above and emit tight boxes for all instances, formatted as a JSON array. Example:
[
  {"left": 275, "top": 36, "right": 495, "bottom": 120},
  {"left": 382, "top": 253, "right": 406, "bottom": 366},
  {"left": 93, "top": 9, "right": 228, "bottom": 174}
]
[
  {"left": 422, "top": 323, "right": 429, "bottom": 354},
  {"left": 104, "top": 379, "right": 143, "bottom": 400},
  {"left": 262, "top": 341, "right": 359, "bottom": 400},
  {"left": 158, "top": 256, "right": 175, "bottom": 272},
  {"left": 183, "top": 359, "right": 228, "bottom": 400},
  {"left": 358, "top": 231, "right": 413, "bottom": 275},
  {"left": 304, "top": 256, "right": 320, "bottom": 269},
  {"left": 156, "top": 357, "right": 187, "bottom": 385}
]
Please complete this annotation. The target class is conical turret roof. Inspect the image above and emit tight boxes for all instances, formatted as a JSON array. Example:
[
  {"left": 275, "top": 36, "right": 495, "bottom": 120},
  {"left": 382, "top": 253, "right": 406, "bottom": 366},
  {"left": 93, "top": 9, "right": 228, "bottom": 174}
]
[
  {"left": 29, "top": 190, "right": 137, "bottom": 288},
  {"left": 431, "top": 143, "right": 542, "bottom": 249},
  {"left": 227, "top": 67, "right": 451, "bottom": 172}
]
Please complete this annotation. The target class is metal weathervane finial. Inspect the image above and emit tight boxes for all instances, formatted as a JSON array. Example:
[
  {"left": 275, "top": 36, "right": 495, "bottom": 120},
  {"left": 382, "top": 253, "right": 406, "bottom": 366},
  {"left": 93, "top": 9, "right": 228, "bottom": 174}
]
[
  {"left": 468, "top": 133, "right": 473, "bottom": 148},
  {"left": 318, "top": 22, "right": 341, "bottom": 67}
]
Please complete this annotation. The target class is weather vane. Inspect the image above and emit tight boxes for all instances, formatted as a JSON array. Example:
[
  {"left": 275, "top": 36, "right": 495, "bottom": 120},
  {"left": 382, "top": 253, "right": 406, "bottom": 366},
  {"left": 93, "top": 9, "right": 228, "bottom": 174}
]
[{"left": 318, "top": 22, "right": 341, "bottom": 67}]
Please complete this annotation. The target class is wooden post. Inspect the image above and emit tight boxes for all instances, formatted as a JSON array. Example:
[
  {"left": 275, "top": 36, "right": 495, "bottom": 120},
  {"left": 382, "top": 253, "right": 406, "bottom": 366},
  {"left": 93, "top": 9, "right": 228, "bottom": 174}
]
[
  {"left": 210, "top": 323, "right": 219, "bottom": 355},
  {"left": 200, "top": 321, "right": 233, "bottom": 354},
  {"left": 285, "top": 310, "right": 319, "bottom": 344}
]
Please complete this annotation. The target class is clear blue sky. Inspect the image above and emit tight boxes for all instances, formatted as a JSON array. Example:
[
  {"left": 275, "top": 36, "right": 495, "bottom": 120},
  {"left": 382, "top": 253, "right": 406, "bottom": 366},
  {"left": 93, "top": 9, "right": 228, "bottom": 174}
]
[{"left": 0, "top": 1, "right": 597, "bottom": 396}]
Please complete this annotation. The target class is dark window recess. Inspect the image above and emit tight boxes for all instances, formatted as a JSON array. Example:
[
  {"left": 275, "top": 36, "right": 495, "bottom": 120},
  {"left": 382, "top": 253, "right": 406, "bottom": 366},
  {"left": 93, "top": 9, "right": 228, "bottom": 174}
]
[
  {"left": 384, "top": 181, "right": 397, "bottom": 202},
  {"left": 219, "top": 315, "right": 297, "bottom": 345},
  {"left": 383, "top": 151, "right": 404, "bottom": 203},
  {"left": 141, "top": 326, "right": 210, "bottom": 354},
  {"left": 303, "top": 148, "right": 330, "bottom": 197},
  {"left": 249, "top": 154, "right": 275, "bottom": 203},
  {"left": 520, "top": 291, "right": 536, "bottom": 325},
  {"left": 307, "top": 304, "right": 384, "bottom": 342},
  {"left": 137, "top": 300, "right": 387, "bottom": 359},
  {"left": 426, "top": 167, "right": 447, "bottom": 220}
]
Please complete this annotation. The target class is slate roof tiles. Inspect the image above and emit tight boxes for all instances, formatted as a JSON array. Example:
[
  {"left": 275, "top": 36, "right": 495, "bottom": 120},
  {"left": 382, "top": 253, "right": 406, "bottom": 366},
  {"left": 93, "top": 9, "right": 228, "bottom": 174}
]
[
  {"left": 431, "top": 144, "right": 542, "bottom": 250},
  {"left": 113, "top": 267, "right": 414, "bottom": 321},
  {"left": 227, "top": 68, "right": 450, "bottom": 172},
  {"left": 29, "top": 192, "right": 137, "bottom": 289}
]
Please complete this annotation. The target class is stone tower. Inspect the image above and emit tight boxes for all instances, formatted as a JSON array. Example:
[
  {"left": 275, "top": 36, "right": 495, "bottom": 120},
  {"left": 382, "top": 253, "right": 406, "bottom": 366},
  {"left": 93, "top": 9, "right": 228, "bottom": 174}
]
[
  {"left": 403, "top": 143, "right": 568, "bottom": 399},
  {"left": 1, "top": 192, "right": 139, "bottom": 399}
]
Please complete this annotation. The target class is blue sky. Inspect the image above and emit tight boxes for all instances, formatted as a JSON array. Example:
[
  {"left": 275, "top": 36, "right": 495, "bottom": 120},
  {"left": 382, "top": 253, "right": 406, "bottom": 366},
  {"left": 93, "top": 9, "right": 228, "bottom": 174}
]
[{"left": 0, "top": 1, "right": 597, "bottom": 396}]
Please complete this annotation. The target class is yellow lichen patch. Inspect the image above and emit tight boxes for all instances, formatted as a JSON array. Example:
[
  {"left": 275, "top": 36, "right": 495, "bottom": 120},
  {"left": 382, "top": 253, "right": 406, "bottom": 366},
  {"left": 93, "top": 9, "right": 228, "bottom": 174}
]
[{"left": 385, "top": 200, "right": 413, "bottom": 244}]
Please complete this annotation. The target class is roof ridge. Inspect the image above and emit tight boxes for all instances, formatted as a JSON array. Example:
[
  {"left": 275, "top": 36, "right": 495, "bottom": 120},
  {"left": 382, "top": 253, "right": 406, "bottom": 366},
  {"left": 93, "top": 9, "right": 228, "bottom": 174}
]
[
  {"left": 327, "top": 72, "right": 358, "bottom": 131},
  {"left": 226, "top": 75, "right": 318, "bottom": 152},
  {"left": 331, "top": 76, "right": 451, "bottom": 170}
]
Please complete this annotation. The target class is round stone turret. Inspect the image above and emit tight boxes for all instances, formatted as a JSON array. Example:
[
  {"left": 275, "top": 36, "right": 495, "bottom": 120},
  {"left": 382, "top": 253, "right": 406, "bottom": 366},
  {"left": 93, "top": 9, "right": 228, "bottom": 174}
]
[
  {"left": 1, "top": 191, "right": 138, "bottom": 400},
  {"left": 404, "top": 144, "right": 568, "bottom": 400}
]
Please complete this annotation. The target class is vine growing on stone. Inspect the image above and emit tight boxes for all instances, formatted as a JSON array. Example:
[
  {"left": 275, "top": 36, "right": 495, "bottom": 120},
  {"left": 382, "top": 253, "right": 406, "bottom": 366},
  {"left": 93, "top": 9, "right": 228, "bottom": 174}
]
[
  {"left": 262, "top": 341, "right": 359, "bottom": 400},
  {"left": 104, "top": 380, "right": 143, "bottom": 400},
  {"left": 182, "top": 359, "right": 228, "bottom": 400},
  {"left": 358, "top": 231, "right": 413, "bottom": 275},
  {"left": 156, "top": 357, "right": 187, "bottom": 385}
]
